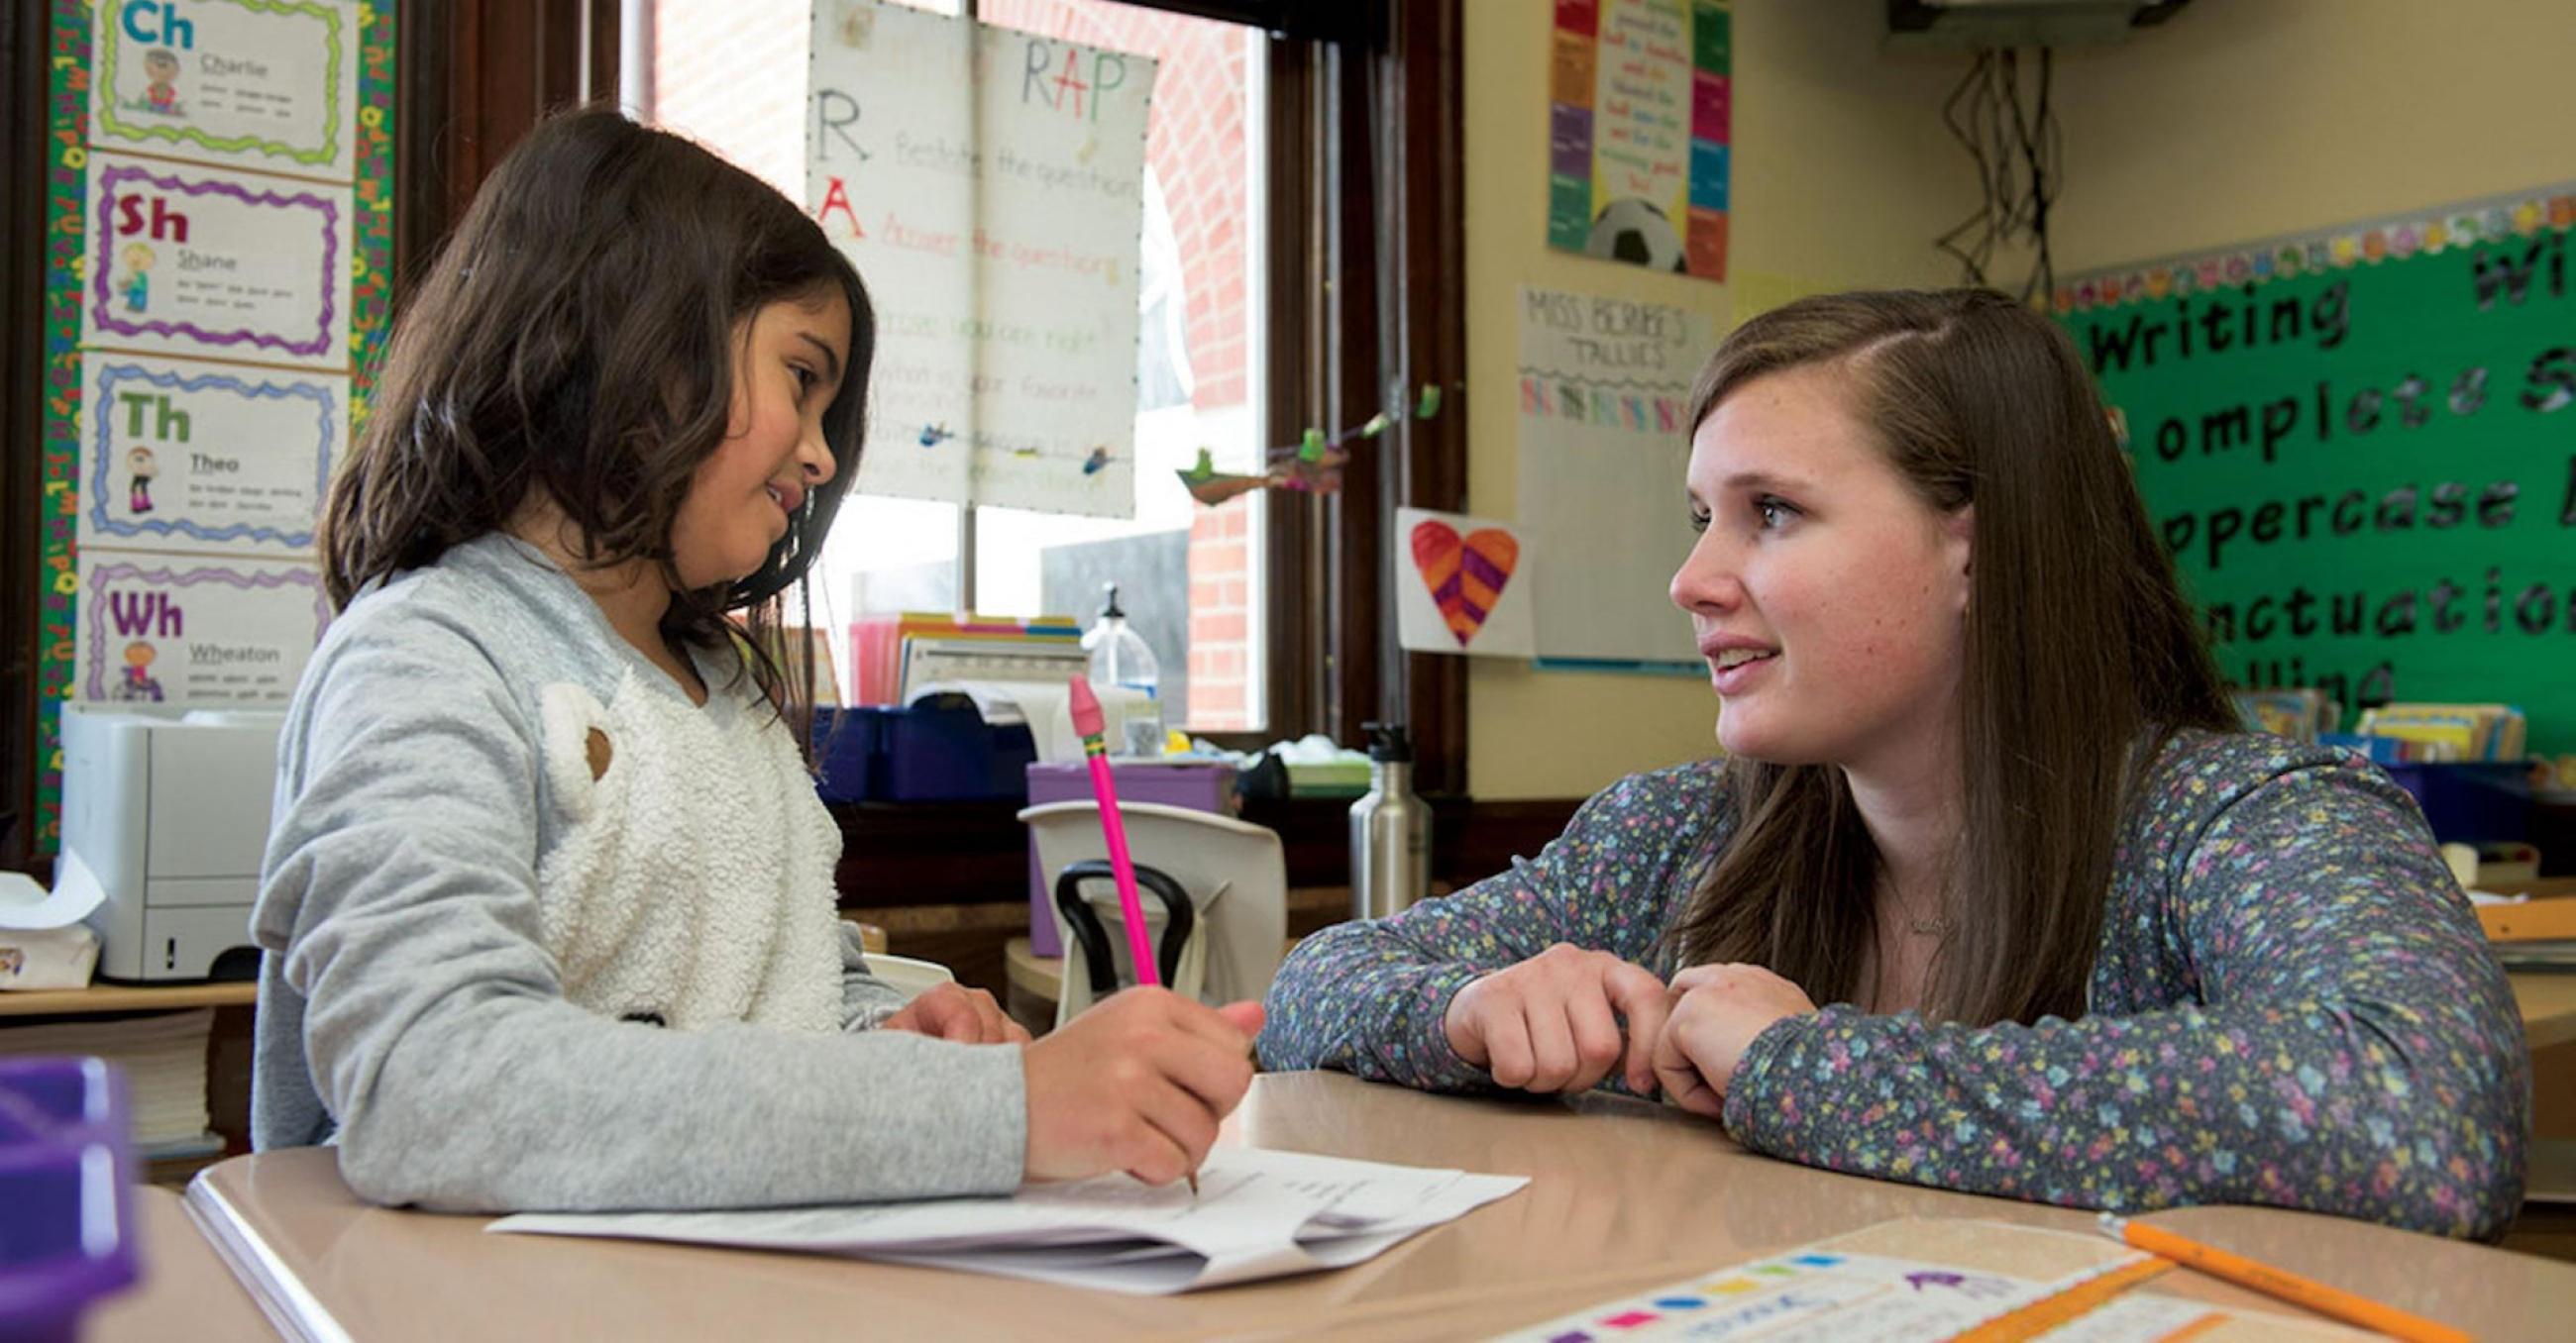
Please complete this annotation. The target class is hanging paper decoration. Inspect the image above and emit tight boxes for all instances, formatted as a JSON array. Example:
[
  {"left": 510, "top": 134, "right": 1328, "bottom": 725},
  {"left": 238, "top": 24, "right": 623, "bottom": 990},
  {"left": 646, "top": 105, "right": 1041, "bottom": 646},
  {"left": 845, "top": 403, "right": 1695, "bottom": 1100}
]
[{"left": 1175, "top": 380, "right": 1452, "bottom": 508}]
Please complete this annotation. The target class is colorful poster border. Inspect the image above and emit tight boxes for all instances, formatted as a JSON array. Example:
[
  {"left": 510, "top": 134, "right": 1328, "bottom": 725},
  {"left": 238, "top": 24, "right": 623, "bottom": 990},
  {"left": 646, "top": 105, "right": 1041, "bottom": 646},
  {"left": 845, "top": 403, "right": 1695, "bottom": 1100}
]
[
  {"left": 85, "top": 360, "right": 337, "bottom": 548},
  {"left": 34, "top": 0, "right": 396, "bottom": 855},
  {"left": 2057, "top": 186, "right": 2576, "bottom": 314},
  {"left": 92, "top": 0, "right": 349, "bottom": 171},
  {"left": 87, "top": 158, "right": 345, "bottom": 358},
  {"left": 80, "top": 561, "right": 330, "bottom": 701},
  {"left": 1546, "top": 0, "right": 1732, "bottom": 283}
]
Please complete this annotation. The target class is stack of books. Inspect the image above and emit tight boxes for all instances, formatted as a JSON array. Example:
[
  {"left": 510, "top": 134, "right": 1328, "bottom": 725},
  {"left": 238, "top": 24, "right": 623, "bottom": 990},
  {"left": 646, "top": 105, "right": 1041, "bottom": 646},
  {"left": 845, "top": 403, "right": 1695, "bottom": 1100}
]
[
  {"left": 0, "top": 1007, "right": 216, "bottom": 1162},
  {"left": 2350, "top": 703, "right": 2527, "bottom": 763}
]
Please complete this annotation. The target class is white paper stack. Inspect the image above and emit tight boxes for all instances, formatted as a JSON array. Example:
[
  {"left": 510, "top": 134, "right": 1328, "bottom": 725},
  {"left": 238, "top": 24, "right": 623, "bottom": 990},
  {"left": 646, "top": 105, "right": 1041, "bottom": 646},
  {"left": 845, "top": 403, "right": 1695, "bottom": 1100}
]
[
  {"left": 0, "top": 1006, "right": 215, "bottom": 1147},
  {"left": 493, "top": 1146, "right": 1527, "bottom": 1295}
]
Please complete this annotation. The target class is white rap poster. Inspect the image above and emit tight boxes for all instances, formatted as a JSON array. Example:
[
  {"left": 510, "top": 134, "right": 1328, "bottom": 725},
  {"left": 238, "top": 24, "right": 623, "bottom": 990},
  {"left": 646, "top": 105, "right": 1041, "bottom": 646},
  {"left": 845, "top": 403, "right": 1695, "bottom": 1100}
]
[{"left": 807, "top": 0, "right": 1156, "bottom": 518}]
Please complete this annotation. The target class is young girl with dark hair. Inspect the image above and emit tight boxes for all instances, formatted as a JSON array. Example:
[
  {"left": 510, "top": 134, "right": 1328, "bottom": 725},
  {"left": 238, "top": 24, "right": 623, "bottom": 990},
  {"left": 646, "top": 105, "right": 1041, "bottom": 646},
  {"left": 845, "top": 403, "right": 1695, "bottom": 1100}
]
[
  {"left": 1261, "top": 288, "right": 2527, "bottom": 1240},
  {"left": 256, "top": 109, "right": 1260, "bottom": 1212}
]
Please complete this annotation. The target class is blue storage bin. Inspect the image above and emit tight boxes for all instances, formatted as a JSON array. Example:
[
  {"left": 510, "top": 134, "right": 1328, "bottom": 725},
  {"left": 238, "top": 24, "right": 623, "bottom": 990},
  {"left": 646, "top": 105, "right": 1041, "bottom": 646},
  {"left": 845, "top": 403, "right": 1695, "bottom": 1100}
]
[
  {"left": 2382, "top": 762, "right": 2531, "bottom": 846},
  {"left": 882, "top": 699, "right": 1035, "bottom": 802},
  {"left": 0, "top": 1057, "right": 139, "bottom": 1343},
  {"left": 810, "top": 706, "right": 882, "bottom": 803},
  {"left": 810, "top": 702, "right": 1036, "bottom": 803}
]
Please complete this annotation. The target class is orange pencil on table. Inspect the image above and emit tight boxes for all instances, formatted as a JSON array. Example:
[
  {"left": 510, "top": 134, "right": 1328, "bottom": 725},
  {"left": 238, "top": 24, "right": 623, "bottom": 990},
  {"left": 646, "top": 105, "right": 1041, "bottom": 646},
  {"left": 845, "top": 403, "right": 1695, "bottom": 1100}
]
[{"left": 2096, "top": 1213, "right": 2470, "bottom": 1343}]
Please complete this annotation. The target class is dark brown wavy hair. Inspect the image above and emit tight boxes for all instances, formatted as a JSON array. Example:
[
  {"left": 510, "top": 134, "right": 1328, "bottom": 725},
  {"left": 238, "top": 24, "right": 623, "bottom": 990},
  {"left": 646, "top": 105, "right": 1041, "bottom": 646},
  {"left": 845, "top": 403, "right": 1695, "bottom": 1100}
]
[
  {"left": 323, "top": 108, "right": 871, "bottom": 747},
  {"left": 1664, "top": 289, "right": 2233, "bottom": 1026}
]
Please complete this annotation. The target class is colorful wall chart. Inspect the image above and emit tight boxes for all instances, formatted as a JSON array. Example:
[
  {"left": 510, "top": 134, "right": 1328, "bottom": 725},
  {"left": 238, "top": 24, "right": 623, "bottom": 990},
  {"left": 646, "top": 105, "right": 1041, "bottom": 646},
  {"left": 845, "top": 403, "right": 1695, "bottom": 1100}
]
[
  {"left": 2058, "top": 186, "right": 2576, "bottom": 755},
  {"left": 76, "top": 354, "right": 346, "bottom": 557},
  {"left": 89, "top": 0, "right": 361, "bottom": 179},
  {"left": 1517, "top": 283, "right": 1711, "bottom": 667},
  {"left": 35, "top": 0, "right": 394, "bottom": 854},
  {"left": 1548, "top": 0, "right": 1731, "bottom": 282},
  {"left": 807, "top": 0, "right": 1156, "bottom": 518},
  {"left": 80, "top": 153, "right": 353, "bottom": 369},
  {"left": 77, "top": 558, "right": 329, "bottom": 706}
]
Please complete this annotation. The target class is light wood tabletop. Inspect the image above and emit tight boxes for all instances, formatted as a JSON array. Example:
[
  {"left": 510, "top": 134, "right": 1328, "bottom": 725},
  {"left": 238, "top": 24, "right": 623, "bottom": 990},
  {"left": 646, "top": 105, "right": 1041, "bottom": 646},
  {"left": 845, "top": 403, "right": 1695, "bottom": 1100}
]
[
  {"left": 172, "top": 1071, "right": 2571, "bottom": 1342},
  {"left": 2514, "top": 972, "right": 2576, "bottom": 1050},
  {"left": 0, "top": 981, "right": 257, "bottom": 1017},
  {"left": 82, "top": 1185, "right": 272, "bottom": 1343}
]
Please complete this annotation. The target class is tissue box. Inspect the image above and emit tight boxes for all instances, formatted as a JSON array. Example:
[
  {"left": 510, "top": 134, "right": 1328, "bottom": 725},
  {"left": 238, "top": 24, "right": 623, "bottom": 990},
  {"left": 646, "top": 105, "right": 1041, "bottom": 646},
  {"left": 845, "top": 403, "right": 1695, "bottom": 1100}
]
[
  {"left": 1022, "top": 762, "right": 1236, "bottom": 955},
  {"left": 0, "top": 1058, "right": 140, "bottom": 1342},
  {"left": 0, "top": 926, "right": 100, "bottom": 991}
]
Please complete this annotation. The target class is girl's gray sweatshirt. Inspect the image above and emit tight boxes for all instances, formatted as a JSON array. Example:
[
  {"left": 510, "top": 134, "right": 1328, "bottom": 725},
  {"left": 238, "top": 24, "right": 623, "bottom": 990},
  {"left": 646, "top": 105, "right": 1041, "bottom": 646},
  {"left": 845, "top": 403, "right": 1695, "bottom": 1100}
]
[{"left": 251, "top": 535, "right": 1026, "bottom": 1212}]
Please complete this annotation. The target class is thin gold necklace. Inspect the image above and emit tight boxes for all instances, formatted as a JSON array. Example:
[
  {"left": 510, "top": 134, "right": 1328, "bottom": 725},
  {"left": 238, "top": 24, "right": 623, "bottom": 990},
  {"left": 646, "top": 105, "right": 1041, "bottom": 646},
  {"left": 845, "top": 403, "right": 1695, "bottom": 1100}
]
[{"left": 1879, "top": 877, "right": 1954, "bottom": 939}]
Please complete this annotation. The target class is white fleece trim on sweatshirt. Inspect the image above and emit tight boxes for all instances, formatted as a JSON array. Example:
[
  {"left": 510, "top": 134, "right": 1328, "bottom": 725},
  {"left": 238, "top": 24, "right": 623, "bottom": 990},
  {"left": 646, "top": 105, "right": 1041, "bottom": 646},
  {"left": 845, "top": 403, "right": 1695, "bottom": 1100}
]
[{"left": 532, "top": 670, "right": 841, "bottom": 1034}]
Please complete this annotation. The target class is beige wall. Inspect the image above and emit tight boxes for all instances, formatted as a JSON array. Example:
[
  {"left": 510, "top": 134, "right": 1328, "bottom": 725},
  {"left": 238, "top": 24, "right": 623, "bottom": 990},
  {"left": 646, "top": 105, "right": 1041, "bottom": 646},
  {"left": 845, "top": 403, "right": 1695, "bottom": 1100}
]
[
  {"left": 1462, "top": 0, "right": 2576, "bottom": 799},
  {"left": 1463, "top": 0, "right": 1971, "bottom": 798},
  {"left": 2040, "top": 1, "right": 2576, "bottom": 275}
]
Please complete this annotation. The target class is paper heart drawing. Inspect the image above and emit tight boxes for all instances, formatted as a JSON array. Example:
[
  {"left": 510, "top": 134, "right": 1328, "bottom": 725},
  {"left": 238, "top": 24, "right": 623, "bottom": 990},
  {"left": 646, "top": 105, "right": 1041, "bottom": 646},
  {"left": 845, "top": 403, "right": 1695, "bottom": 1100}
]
[{"left": 1410, "top": 520, "right": 1521, "bottom": 647}]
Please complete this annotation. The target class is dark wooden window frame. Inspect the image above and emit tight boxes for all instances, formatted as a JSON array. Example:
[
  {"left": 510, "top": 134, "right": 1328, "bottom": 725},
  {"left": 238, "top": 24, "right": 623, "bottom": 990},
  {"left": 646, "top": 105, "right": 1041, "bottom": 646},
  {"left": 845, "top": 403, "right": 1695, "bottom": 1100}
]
[{"left": 2, "top": 0, "right": 1513, "bottom": 884}]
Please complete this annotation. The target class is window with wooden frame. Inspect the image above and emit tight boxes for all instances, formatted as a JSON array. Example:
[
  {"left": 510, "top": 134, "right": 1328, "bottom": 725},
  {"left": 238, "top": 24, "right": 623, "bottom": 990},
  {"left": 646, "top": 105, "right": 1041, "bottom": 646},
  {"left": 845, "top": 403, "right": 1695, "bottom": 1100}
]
[{"left": 0, "top": 0, "right": 1473, "bottom": 884}]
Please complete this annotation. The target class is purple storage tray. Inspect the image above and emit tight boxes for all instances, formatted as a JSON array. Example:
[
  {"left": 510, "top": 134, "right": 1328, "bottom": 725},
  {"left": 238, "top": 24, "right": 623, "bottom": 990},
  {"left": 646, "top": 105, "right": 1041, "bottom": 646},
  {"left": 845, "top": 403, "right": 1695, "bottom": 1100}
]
[
  {"left": 0, "top": 1057, "right": 140, "bottom": 1343},
  {"left": 1022, "top": 762, "right": 1237, "bottom": 956}
]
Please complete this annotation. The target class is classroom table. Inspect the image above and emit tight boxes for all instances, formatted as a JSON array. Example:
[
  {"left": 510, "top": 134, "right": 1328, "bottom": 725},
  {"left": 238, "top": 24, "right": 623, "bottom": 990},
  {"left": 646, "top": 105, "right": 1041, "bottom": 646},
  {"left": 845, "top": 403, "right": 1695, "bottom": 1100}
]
[
  {"left": 175, "top": 1071, "right": 2573, "bottom": 1341},
  {"left": 83, "top": 1185, "right": 272, "bottom": 1343},
  {"left": 2516, "top": 971, "right": 2576, "bottom": 1050}
]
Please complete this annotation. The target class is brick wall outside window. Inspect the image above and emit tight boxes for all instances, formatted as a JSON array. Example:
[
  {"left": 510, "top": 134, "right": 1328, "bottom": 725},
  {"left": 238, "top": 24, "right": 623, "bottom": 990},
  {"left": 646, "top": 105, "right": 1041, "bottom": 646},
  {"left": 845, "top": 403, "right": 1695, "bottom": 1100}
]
[{"left": 651, "top": 0, "right": 1259, "bottom": 729}]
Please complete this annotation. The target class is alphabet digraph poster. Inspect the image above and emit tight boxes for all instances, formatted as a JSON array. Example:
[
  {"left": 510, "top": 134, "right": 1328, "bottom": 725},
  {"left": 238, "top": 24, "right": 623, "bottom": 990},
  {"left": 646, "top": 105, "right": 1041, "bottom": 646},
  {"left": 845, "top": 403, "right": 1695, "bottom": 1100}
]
[{"left": 34, "top": 0, "right": 397, "bottom": 853}]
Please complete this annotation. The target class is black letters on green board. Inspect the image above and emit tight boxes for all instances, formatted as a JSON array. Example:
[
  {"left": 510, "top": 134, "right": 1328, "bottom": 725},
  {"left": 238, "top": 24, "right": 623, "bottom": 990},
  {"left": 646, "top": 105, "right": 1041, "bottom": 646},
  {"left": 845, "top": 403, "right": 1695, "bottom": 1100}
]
[{"left": 2063, "top": 225, "right": 2576, "bottom": 755}]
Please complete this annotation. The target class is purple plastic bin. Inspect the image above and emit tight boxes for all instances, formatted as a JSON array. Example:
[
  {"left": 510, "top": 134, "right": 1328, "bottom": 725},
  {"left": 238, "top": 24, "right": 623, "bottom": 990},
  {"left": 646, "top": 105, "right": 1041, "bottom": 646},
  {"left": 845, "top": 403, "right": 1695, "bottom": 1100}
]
[
  {"left": 0, "top": 1057, "right": 140, "bottom": 1343},
  {"left": 1022, "top": 762, "right": 1237, "bottom": 956}
]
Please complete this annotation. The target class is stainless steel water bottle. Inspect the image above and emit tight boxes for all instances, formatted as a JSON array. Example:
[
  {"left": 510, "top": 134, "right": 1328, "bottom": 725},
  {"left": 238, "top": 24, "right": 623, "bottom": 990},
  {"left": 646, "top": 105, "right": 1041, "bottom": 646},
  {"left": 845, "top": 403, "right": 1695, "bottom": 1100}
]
[{"left": 1349, "top": 722, "right": 1431, "bottom": 920}]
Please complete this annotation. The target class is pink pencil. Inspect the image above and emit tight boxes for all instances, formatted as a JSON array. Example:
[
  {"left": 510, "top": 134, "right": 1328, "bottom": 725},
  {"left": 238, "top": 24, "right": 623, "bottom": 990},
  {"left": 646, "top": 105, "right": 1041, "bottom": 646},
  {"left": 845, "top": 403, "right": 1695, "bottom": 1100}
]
[{"left": 1066, "top": 676, "right": 1160, "bottom": 987}]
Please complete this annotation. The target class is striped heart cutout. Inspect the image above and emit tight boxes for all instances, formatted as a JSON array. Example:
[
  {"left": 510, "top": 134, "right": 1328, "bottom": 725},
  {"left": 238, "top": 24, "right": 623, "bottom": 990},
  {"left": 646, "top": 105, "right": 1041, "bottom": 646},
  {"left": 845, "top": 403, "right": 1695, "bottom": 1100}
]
[{"left": 1409, "top": 520, "right": 1519, "bottom": 647}]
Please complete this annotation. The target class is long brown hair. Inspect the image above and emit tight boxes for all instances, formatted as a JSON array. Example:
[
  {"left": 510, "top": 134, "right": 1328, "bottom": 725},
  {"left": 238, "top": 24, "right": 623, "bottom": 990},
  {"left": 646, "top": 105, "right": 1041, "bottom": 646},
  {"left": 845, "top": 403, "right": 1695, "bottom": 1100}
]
[
  {"left": 1665, "top": 289, "right": 2232, "bottom": 1026},
  {"left": 322, "top": 108, "right": 871, "bottom": 746}
]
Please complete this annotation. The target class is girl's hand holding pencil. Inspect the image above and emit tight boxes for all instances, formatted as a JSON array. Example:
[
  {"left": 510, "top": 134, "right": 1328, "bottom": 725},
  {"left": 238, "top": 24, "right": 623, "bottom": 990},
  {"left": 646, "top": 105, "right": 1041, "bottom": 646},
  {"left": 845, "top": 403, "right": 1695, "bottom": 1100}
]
[{"left": 1021, "top": 988, "right": 1264, "bottom": 1188}]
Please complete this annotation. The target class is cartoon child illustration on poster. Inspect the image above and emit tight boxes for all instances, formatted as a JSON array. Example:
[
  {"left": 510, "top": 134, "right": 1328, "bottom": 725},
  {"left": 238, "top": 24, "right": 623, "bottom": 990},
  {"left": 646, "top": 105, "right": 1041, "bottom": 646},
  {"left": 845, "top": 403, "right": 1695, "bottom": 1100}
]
[
  {"left": 119, "top": 243, "right": 155, "bottom": 313},
  {"left": 127, "top": 446, "right": 159, "bottom": 514},
  {"left": 143, "top": 48, "right": 182, "bottom": 115},
  {"left": 117, "top": 642, "right": 165, "bottom": 702}
]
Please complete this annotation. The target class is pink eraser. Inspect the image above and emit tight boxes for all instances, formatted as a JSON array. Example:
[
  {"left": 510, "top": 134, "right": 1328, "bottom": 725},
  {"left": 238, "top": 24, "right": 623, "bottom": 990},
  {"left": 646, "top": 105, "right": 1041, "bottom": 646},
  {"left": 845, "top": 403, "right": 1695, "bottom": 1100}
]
[{"left": 1067, "top": 675, "right": 1104, "bottom": 738}]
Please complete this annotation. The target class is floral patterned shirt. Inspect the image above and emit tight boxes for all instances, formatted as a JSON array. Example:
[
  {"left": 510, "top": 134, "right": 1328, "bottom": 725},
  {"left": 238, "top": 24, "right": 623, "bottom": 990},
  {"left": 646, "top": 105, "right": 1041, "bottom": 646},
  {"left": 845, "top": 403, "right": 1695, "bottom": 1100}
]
[{"left": 1259, "top": 729, "right": 2528, "bottom": 1239}]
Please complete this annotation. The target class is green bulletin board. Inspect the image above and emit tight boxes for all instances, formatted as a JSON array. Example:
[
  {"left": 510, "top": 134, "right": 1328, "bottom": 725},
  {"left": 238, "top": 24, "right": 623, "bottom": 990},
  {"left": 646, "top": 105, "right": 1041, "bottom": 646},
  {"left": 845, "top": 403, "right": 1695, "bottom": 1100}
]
[
  {"left": 2058, "top": 187, "right": 2576, "bottom": 757},
  {"left": 35, "top": 0, "right": 397, "bottom": 854}
]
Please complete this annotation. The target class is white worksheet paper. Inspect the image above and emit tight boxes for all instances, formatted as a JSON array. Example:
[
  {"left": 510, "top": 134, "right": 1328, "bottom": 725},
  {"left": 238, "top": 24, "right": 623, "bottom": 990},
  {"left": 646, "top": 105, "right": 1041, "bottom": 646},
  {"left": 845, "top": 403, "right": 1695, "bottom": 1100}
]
[{"left": 490, "top": 1147, "right": 1527, "bottom": 1295}]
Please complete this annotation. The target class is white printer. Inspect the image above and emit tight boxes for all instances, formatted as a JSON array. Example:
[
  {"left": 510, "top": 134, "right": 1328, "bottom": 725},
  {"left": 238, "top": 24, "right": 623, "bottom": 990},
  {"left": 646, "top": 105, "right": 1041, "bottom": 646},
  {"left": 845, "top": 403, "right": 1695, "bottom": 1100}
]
[{"left": 60, "top": 703, "right": 280, "bottom": 981}]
